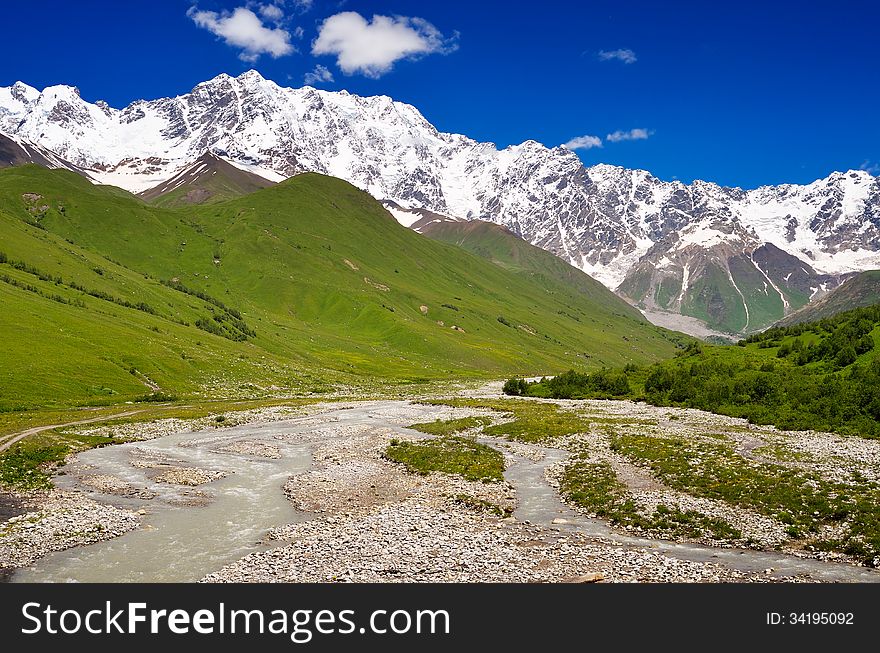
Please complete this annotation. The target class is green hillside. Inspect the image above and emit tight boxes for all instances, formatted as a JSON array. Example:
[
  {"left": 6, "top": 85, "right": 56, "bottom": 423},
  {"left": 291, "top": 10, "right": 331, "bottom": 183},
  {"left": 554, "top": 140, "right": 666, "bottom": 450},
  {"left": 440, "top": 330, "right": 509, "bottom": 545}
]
[
  {"left": 418, "top": 218, "right": 646, "bottom": 321},
  {"left": 776, "top": 270, "right": 880, "bottom": 327},
  {"left": 0, "top": 165, "right": 683, "bottom": 411}
]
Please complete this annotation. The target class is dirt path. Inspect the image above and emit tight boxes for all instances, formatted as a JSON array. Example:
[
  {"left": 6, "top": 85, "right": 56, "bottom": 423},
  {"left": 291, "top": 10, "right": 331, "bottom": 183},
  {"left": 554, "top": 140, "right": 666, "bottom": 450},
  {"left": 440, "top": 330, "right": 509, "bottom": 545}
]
[
  {"left": 131, "top": 369, "right": 161, "bottom": 393},
  {"left": 0, "top": 410, "right": 146, "bottom": 452}
]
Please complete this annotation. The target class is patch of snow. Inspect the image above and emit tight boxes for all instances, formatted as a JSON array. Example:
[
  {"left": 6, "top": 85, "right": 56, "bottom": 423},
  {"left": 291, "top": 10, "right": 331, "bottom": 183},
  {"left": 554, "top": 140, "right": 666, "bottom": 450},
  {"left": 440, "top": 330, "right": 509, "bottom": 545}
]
[{"left": 384, "top": 205, "right": 422, "bottom": 228}]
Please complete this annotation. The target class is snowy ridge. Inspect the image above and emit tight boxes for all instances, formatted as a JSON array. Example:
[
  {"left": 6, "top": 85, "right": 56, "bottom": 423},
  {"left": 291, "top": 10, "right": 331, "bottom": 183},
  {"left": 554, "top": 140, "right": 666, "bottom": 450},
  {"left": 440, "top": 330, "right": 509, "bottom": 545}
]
[{"left": 1, "top": 71, "right": 879, "bottom": 333}]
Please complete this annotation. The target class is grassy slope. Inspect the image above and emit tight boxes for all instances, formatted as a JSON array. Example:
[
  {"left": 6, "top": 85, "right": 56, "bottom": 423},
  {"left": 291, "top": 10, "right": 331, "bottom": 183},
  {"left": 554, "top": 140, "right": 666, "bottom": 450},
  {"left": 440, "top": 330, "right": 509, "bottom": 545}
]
[
  {"left": 683, "top": 262, "right": 748, "bottom": 334},
  {"left": 0, "top": 165, "right": 682, "bottom": 410},
  {"left": 777, "top": 271, "right": 880, "bottom": 327},
  {"left": 681, "top": 257, "right": 786, "bottom": 335},
  {"left": 0, "top": 200, "right": 317, "bottom": 410},
  {"left": 417, "top": 218, "right": 647, "bottom": 322}
]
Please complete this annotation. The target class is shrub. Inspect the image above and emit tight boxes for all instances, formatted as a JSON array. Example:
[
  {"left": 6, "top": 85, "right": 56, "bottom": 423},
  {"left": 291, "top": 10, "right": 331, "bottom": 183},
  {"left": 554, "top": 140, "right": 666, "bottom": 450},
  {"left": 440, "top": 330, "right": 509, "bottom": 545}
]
[{"left": 503, "top": 378, "right": 529, "bottom": 396}]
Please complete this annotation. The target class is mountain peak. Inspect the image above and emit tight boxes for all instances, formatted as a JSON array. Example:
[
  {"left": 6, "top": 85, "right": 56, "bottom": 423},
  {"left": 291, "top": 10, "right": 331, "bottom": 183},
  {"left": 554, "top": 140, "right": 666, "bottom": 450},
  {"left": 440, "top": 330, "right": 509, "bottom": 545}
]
[
  {"left": 11, "top": 80, "right": 38, "bottom": 93},
  {"left": 586, "top": 162, "right": 629, "bottom": 176},
  {"left": 198, "top": 70, "right": 268, "bottom": 90},
  {"left": 237, "top": 69, "right": 266, "bottom": 82},
  {"left": 199, "top": 72, "right": 234, "bottom": 87},
  {"left": 39, "top": 84, "right": 82, "bottom": 101},
  {"left": 7, "top": 81, "right": 39, "bottom": 104}
]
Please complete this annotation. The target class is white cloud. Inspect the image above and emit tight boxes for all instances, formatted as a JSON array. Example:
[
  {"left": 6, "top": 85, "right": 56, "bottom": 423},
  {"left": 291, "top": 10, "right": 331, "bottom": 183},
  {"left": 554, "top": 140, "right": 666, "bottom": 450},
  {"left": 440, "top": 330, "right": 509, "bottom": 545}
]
[
  {"left": 304, "top": 64, "right": 335, "bottom": 85},
  {"left": 860, "top": 160, "right": 880, "bottom": 175},
  {"left": 312, "top": 11, "right": 458, "bottom": 78},
  {"left": 188, "top": 6, "right": 295, "bottom": 62},
  {"left": 269, "top": 0, "right": 313, "bottom": 14},
  {"left": 606, "top": 128, "right": 652, "bottom": 142},
  {"left": 598, "top": 48, "right": 637, "bottom": 64},
  {"left": 258, "top": 4, "right": 284, "bottom": 22},
  {"left": 563, "top": 135, "right": 603, "bottom": 150}
]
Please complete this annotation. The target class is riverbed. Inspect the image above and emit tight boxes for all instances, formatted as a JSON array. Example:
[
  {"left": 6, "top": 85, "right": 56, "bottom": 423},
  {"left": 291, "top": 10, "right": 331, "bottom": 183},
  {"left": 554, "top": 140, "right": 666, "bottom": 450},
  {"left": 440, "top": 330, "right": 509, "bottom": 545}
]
[{"left": 6, "top": 396, "right": 880, "bottom": 583}]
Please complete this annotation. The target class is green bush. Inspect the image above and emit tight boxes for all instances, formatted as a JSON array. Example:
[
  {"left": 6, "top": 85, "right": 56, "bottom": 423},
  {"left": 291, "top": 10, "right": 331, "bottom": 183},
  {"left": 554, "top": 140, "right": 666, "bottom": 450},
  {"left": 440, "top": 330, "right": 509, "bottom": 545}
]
[
  {"left": 502, "top": 378, "right": 529, "bottom": 396},
  {"left": 504, "top": 369, "right": 630, "bottom": 399},
  {"left": 514, "top": 303, "right": 880, "bottom": 439}
]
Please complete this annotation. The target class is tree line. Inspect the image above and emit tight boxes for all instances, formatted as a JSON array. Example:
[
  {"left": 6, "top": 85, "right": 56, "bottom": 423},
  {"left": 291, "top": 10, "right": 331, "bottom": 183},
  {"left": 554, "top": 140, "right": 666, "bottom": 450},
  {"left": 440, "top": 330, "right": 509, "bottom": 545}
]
[{"left": 505, "top": 304, "right": 880, "bottom": 438}]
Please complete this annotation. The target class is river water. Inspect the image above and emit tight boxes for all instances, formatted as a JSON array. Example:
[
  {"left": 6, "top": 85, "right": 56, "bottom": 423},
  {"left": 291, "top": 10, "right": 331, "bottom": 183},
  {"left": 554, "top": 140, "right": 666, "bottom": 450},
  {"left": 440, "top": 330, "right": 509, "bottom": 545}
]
[{"left": 13, "top": 422, "right": 314, "bottom": 583}]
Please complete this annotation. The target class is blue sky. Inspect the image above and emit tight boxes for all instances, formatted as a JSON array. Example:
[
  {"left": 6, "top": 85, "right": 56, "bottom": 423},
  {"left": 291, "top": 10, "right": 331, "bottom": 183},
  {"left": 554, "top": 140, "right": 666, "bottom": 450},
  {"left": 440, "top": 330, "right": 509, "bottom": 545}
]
[{"left": 2, "top": 0, "right": 878, "bottom": 188}]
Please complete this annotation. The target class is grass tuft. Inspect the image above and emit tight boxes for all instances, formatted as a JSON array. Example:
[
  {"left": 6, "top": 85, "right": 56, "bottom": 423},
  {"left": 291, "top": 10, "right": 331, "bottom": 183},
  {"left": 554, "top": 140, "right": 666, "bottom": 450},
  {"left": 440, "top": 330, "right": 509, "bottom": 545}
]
[
  {"left": 383, "top": 436, "right": 504, "bottom": 483},
  {"left": 408, "top": 416, "right": 492, "bottom": 436},
  {"left": 559, "top": 458, "right": 741, "bottom": 541}
]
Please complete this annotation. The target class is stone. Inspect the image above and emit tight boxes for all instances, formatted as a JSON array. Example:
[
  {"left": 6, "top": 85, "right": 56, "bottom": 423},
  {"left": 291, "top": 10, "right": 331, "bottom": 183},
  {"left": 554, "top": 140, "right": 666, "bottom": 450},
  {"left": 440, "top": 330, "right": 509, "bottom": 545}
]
[{"left": 561, "top": 572, "right": 605, "bottom": 583}]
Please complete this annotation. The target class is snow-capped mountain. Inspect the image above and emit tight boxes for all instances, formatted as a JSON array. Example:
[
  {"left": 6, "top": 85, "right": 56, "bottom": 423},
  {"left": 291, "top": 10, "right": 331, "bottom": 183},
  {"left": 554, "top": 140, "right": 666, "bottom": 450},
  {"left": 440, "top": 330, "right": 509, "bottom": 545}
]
[{"left": 2, "top": 70, "right": 878, "bottom": 334}]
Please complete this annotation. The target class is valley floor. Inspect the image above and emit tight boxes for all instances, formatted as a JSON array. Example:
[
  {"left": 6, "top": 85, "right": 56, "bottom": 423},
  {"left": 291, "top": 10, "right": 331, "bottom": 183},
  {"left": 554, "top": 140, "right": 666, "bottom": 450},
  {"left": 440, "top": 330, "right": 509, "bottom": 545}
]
[{"left": 2, "top": 385, "right": 879, "bottom": 583}]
